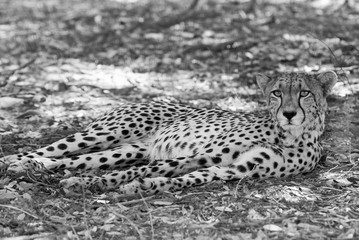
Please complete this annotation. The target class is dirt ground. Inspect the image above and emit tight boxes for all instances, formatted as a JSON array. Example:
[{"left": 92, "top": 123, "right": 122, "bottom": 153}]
[{"left": 0, "top": 0, "right": 358, "bottom": 239}]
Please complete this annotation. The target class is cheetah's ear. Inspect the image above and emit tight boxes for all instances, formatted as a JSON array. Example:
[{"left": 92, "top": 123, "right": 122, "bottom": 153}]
[
  {"left": 317, "top": 71, "right": 337, "bottom": 96},
  {"left": 256, "top": 74, "right": 271, "bottom": 93}
]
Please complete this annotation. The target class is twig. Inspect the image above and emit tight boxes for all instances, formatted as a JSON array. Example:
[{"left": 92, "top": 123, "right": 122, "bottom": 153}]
[
  {"left": 312, "top": 35, "right": 355, "bottom": 94},
  {"left": 139, "top": 191, "right": 155, "bottom": 240},
  {"left": 81, "top": 185, "right": 94, "bottom": 240},
  {"left": 112, "top": 212, "right": 145, "bottom": 240},
  {"left": 1, "top": 233, "right": 59, "bottom": 240},
  {"left": 182, "top": 39, "right": 257, "bottom": 54},
  {"left": 0, "top": 57, "right": 37, "bottom": 87},
  {"left": 120, "top": 195, "right": 156, "bottom": 205},
  {"left": 0, "top": 204, "right": 39, "bottom": 219},
  {"left": 246, "top": 0, "right": 257, "bottom": 13},
  {"left": 188, "top": 0, "right": 199, "bottom": 10},
  {"left": 148, "top": 0, "right": 202, "bottom": 29}
]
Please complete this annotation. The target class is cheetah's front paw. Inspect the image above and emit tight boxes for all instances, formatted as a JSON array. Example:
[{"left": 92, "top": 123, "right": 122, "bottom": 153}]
[
  {"left": 6, "top": 157, "right": 57, "bottom": 174},
  {"left": 0, "top": 155, "right": 19, "bottom": 174},
  {"left": 117, "top": 177, "right": 172, "bottom": 196},
  {"left": 60, "top": 176, "right": 104, "bottom": 190}
]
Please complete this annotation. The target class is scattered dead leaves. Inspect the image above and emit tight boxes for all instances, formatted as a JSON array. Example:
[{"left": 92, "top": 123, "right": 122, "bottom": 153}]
[{"left": 0, "top": 0, "right": 359, "bottom": 239}]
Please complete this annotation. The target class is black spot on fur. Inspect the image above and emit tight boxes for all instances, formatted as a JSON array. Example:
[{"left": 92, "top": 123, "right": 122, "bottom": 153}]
[
  {"left": 165, "top": 171, "right": 174, "bottom": 177},
  {"left": 222, "top": 148, "right": 230, "bottom": 153},
  {"left": 46, "top": 146, "right": 54, "bottom": 151},
  {"left": 58, "top": 143, "right": 67, "bottom": 150},
  {"left": 115, "top": 160, "right": 124, "bottom": 165},
  {"left": 78, "top": 142, "right": 87, "bottom": 148},
  {"left": 96, "top": 132, "right": 110, "bottom": 136},
  {"left": 232, "top": 151, "right": 240, "bottom": 159},
  {"left": 212, "top": 157, "right": 222, "bottom": 164},
  {"left": 99, "top": 164, "right": 110, "bottom": 170},
  {"left": 253, "top": 157, "right": 263, "bottom": 164},
  {"left": 169, "top": 161, "right": 179, "bottom": 167},
  {"left": 83, "top": 136, "right": 96, "bottom": 141},
  {"left": 77, "top": 163, "right": 86, "bottom": 169},
  {"left": 246, "top": 162, "right": 256, "bottom": 170},
  {"left": 273, "top": 162, "right": 278, "bottom": 168},
  {"left": 237, "top": 165, "right": 247, "bottom": 172},
  {"left": 189, "top": 143, "right": 196, "bottom": 149},
  {"left": 226, "top": 170, "right": 235, "bottom": 175},
  {"left": 252, "top": 173, "right": 260, "bottom": 178},
  {"left": 198, "top": 158, "right": 207, "bottom": 165},
  {"left": 260, "top": 152, "right": 270, "bottom": 160},
  {"left": 107, "top": 136, "right": 115, "bottom": 141}
]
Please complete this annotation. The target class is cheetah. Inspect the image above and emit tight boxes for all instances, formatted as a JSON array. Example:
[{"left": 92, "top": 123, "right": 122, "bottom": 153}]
[{"left": 0, "top": 71, "right": 337, "bottom": 196}]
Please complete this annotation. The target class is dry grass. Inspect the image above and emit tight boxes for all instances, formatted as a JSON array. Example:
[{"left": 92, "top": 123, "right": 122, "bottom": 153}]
[{"left": 0, "top": 0, "right": 359, "bottom": 239}]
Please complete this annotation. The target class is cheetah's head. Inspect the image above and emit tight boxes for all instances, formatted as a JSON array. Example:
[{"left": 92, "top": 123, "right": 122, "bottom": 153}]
[{"left": 256, "top": 71, "right": 337, "bottom": 132}]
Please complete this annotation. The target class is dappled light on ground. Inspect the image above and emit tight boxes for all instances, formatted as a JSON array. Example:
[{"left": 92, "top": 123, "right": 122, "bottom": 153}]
[{"left": 0, "top": 0, "right": 358, "bottom": 239}]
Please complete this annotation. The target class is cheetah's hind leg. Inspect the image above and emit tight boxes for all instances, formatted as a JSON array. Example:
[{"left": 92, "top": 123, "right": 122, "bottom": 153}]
[
  {"left": 6, "top": 142, "right": 150, "bottom": 177},
  {"left": 0, "top": 126, "right": 142, "bottom": 174}
]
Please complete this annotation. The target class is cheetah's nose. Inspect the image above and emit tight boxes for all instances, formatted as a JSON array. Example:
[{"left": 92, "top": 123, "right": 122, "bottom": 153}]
[{"left": 283, "top": 111, "right": 297, "bottom": 120}]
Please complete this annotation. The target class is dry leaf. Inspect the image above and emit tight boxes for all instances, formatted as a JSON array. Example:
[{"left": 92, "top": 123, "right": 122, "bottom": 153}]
[
  {"left": 263, "top": 224, "right": 283, "bottom": 232},
  {"left": 247, "top": 209, "right": 267, "bottom": 221},
  {"left": 17, "top": 213, "right": 26, "bottom": 221},
  {"left": 214, "top": 206, "right": 233, "bottom": 212},
  {"left": 22, "top": 192, "right": 32, "bottom": 201},
  {"left": 0, "top": 97, "right": 24, "bottom": 109},
  {"left": 153, "top": 200, "right": 173, "bottom": 206}
]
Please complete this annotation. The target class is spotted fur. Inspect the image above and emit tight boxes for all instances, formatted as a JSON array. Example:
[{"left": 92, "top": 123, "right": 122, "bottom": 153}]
[{"left": 0, "top": 71, "right": 337, "bottom": 196}]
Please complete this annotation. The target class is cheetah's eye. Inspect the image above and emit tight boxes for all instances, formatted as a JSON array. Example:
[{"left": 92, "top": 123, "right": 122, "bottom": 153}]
[
  {"left": 300, "top": 90, "right": 311, "bottom": 97},
  {"left": 272, "top": 90, "right": 282, "bottom": 97}
]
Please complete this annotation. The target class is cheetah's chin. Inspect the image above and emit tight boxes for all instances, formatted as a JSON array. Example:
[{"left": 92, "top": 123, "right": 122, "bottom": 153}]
[
  {"left": 279, "top": 118, "right": 304, "bottom": 128},
  {"left": 280, "top": 123, "right": 302, "bottom": 130}
]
